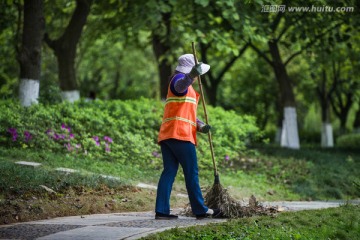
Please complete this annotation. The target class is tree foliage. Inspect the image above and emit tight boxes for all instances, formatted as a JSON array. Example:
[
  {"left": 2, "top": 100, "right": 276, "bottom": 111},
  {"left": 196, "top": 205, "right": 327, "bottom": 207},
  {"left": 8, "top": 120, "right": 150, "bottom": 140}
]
[{"left": 0, "top": 0, "right": 360, "bottom": 143}]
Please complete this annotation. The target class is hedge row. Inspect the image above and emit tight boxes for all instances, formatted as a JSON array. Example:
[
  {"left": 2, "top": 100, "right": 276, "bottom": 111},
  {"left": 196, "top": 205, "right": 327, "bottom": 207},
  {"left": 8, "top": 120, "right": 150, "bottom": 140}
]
[
  {"left": 0, "top": 98, "right": 261, "bottom": 170},
  {"left": 336, "top": 133, "right": 360, "bottom": 149}
]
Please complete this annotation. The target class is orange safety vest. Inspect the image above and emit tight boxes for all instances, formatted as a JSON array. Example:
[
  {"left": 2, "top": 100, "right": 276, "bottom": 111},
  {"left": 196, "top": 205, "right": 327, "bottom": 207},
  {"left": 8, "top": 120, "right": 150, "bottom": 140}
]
[{"left": 158, "top": 77, "right": 200, "bottom": 145}]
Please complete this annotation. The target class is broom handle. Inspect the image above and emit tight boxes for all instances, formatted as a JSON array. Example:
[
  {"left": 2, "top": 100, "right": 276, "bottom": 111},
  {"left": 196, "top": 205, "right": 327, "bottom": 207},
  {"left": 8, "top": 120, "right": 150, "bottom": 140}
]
[{"left": 192, "top": 42, "right": 218, "bottom": 178}]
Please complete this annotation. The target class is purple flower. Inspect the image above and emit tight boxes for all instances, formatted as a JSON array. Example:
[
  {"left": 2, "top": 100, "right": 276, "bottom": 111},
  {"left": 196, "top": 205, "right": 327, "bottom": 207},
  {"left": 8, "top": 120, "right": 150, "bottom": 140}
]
[
  {"left": 61, "top": 123, "right": 71, "bottom": 132},
  {"left": 24, "top": 131, "right": 32, "bottom": 142},
  {"left": 93, "top": 136, "right": 100, "bottom": 146},
  {"left": 54, "top": 133, "right": 60, "bottom": 140},
  {"left": 7, "top": 128, "right": 18, "bottom": 141},
  {"left": 8, "top": 128, "right": 17, "bottom": 134},
  {"left": 69, "top": 133, "right": 74, "bottom": 139},
  {"left": 104, "top": 136, "right": 113, "bottom": 143},
  {"left": 105, "top": 143, "right": 110, "bottom": 152},
  {"left": 46, "top": 129, "right": 54, "bottom": 139},
  {"left": 75, "top": 144, "right": 81, "bottom": 149},
  {"left": 64, "top": 143, "right": 73, "bottom": 151},
  {"left": 152, "top": 151, "right": 160, "bottom": 158},
  {"left": 224, "top": 155, "right": 230, "bottom": 161}
]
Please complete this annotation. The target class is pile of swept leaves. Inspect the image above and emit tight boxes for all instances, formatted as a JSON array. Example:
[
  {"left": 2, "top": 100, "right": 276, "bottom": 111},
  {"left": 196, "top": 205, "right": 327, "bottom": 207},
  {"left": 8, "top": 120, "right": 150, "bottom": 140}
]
[{"left": 183, "top": 186, "right": 278, "bottom": 218}]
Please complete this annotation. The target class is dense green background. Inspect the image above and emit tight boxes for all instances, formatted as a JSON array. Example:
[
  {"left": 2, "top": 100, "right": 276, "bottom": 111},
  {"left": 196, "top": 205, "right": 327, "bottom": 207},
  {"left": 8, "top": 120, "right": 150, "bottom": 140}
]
[{"left": 1, "top": 0, "right": 360, "bottom": 144}]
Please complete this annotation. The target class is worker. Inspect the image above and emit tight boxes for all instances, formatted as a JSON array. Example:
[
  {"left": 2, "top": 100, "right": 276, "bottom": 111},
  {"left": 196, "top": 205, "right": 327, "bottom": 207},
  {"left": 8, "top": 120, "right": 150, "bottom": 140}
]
[{"left": 155, "top": 54, "right": 222, "bottom": 220}]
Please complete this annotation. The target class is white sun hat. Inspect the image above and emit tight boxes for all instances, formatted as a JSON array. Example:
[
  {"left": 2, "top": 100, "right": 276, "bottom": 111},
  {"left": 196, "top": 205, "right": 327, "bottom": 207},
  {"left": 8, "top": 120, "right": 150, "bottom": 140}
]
[{"left": 175, "top": 54, "right": 210, "bottom": 74}]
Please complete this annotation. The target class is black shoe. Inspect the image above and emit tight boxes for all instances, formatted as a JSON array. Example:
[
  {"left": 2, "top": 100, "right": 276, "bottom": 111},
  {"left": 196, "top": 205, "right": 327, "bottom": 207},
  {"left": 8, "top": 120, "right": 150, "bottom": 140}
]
[
  {"left": 196, "top": 209, "right": 223, "bottom": 219},
  {"left": 155, "top": 212, "right": 179, "bottom": 220}
]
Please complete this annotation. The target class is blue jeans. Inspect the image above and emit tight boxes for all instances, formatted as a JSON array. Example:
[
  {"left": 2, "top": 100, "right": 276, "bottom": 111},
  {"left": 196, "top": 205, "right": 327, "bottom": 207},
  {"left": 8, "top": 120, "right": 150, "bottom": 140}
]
[{"left": 155, "top": 139, "right": 208, "bottom": 215}]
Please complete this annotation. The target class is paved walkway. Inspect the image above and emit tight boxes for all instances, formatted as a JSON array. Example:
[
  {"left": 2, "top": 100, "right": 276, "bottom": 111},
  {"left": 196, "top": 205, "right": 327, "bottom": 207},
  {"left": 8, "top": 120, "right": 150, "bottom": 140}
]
[{"left": 1, "top": 200, "right": 359, "bottom": 240}]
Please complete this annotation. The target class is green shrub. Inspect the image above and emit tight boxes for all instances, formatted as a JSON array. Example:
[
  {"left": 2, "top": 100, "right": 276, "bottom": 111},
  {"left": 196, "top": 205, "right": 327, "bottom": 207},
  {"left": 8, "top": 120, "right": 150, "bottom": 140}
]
[
  {"left": 0, "top": 98, "right": 261, "bottom": 171},
  {"left": 336, "top": 133, "right": 360, "bottom": 149},
  {"left": 299, "top": 130, "right": 321, "bottom": 144},
  {"left": 197, "top": 106, "right": 261, "bottom": 167}
]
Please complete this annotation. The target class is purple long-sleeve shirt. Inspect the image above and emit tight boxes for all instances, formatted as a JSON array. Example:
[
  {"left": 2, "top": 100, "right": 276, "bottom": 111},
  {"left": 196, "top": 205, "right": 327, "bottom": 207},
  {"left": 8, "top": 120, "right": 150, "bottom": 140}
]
[
  {"left": 170, "top": 73, "right": 206, "bottom": 129},
  {"left": 170, "top": 73, "right": 194, "bottom": 96}
]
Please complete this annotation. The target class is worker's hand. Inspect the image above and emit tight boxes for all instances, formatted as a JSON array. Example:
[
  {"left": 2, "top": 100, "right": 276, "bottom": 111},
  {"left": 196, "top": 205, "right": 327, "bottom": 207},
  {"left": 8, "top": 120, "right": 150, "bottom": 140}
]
[
  {"left": 188, "top": 63, "right": 203, "bottom": 79},
  {"left": 198, "top": 124, "right": 211, "bottom": 134}
]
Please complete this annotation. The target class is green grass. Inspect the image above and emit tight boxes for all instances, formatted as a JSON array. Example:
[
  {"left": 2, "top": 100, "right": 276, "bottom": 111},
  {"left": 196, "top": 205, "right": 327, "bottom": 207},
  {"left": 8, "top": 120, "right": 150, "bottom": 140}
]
[
  {"left": 255, "top": 146, "right": 360, "bottom": 200},
  {"left": 1, "top": 145, "right": 359, "bottom": 229},
  {"left": 220, "top": 172, "right": 300, "bottom": 201},
  {"left": 142, "top": 204, "right": 360, "bottom": 240},
  {"left": 1, "top": 145, "right": 359, "bottom": 202},
  {"left": 0, "top": 148, "right": 189, "bottom": 225},
  {"left": 0, "top": 147, "right": 159, "bottom": 186},
  {"left": 0, "top": 160, "right": 128, "bottom": 195}
]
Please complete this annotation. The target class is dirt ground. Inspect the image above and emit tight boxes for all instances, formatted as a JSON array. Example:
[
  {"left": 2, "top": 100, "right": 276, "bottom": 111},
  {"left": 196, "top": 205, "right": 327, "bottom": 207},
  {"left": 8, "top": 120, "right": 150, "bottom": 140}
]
[{"left": 0, "top": 185, "right": 188, "bottom": 225}]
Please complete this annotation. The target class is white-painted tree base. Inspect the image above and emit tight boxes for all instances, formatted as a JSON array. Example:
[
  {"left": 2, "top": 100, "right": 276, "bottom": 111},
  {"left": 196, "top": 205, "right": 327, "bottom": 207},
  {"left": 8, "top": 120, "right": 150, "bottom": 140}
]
[
  {"left": 321, "top": 123, "right": 334, "bottom": 148},
  {"left": 280, "top": 107, "right": 300, "bottom": 149},
  {"left": 19, "top": 79, "right": 40, "bottom": 107},
  {"left": 61, "top": 90, "right": 80, "bottom": 102}
]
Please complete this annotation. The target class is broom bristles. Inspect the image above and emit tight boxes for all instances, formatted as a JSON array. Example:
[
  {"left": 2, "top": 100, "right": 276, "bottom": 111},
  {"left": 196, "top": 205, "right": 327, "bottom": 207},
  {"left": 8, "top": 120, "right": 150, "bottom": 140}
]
[
  {"left": 183, "top": 183, "right": 278, "bottom": 218},
  {"left": 181, "top": 183, "right": 278, "bottom": 218},
  {"left": 204, "top": 183, "right": 278, "bottom": 218},
  {"left": 204, "top": 183, "right": 246, "bottom": 218}
]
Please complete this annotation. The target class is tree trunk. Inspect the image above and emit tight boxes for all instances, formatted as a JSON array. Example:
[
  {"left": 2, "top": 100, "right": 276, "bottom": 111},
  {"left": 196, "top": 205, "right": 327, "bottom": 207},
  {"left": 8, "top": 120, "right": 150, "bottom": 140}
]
[
  {"left": 18, "top": 0, "right": 44, "bottom": 107},
  {"left": 339, "top": 115, "right": 348, "bottom": 134},
  {"left": 45, "top": 0, "right": 92, "bottom": 102},
  {"left": 321, "top": 123, "right": 334, "bottom": 147},
  {"left": 353, "top": 107, "right": 360, "bottom": 133},
  {"left": 274, "top": 97, "right": 283, "bottom": 144},
  {"left": 152, "top": 8, "right": 172, "bottom": 100},
  {"left": 202, "top": 77, "right": 219, "bottom": 106},
  {"left": 268, "top": 40, "right": 300, "bottom": 149},
  {"left": 274, "top": 114, "right": 283, "bottom": 144},
  {"left": 57, "top": 45, "right": 79, "bottom": 101},
  {"left": 328, "top": 61, "right": 355, "bottom": 135},
  {"left": 317, "top": 70, "right": 334, "bottom": 147},
  {"left": 320, "top": 90, "right": 334, "bottom": 148},
  {"left": 330, "top": 89, "right": 353, "bottom": 135},
  {"left": 152, "top": 34, "right": 172, "bottom": 100},
  {"left": 274, "top": 127, "right": 282, "bottom": 144}
]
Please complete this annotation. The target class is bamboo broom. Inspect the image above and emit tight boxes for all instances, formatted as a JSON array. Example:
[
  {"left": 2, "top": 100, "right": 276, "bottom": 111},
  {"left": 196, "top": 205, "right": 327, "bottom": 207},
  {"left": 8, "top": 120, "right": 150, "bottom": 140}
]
[{"left": 192, "top": 42, "right": 246, "bottom": 218}]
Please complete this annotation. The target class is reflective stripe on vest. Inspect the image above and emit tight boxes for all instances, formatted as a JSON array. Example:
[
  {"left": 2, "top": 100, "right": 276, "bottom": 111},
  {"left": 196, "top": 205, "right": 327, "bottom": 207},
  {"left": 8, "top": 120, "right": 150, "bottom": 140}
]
[
  {"left": 165, "top": 96, "right": 197, "bottom": 105},
  {"left": 158, "top": 75, "right": 200, "bottom": 145},
  {"left": 162, "top": 116, "right": 197, "bottom": 127}
]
